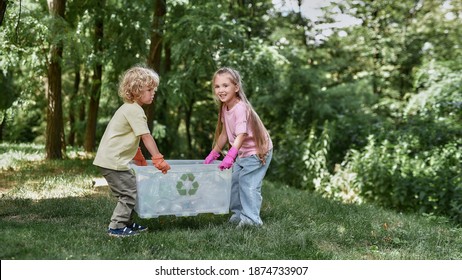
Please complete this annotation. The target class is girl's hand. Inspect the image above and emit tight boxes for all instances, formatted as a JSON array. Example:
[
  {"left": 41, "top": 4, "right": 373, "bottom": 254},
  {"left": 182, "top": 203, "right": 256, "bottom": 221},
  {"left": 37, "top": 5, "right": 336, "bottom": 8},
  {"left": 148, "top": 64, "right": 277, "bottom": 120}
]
[
  {"left": 219, "top": 147, "right": 238, "bottom": 170},
  {"left": 204, "top": 150, "right": 220, "bottom": 164}
]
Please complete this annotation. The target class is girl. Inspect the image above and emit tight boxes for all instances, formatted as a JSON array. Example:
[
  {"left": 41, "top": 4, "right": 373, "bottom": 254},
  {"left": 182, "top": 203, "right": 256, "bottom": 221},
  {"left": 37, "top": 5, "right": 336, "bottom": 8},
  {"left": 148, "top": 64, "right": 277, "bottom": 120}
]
[
  {"left": 204, "top": 67, "right": 273, "bottom": 227},
  {"left": 93, "top": 65, "right": 170, "bottom": 237}
]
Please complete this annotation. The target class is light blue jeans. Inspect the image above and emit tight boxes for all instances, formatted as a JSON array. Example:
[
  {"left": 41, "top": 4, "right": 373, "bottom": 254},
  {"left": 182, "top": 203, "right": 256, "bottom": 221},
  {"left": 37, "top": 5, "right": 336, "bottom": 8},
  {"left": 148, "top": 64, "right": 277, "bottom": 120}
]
[{"left": 229, "top": 149, "right": 273, "bottom": 226}]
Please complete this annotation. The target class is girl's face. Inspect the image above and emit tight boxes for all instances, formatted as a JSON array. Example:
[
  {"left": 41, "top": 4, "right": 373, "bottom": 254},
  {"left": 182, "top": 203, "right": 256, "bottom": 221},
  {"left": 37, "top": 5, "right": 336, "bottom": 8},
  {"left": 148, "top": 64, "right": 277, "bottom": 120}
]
[
  {"left": 214, "top": 73, "right": 239, "bottom": 107},
  {"left": 136, "top": 86, "right": 156, "bottom": 105}
]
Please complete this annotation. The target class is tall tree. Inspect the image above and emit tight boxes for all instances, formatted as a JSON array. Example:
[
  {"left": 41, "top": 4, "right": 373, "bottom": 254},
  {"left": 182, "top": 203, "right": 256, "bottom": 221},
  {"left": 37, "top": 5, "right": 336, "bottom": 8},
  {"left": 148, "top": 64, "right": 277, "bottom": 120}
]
[
  {"left": 140, "top": 0, "right": 166, "bottom": 155},
  {"left": 0, "top": 0, "right": 7, "bottom": 26},
  {"left": 84, "top": 0, "right": 105, "bottom": 152},
  {"left": 146, "top": 1, "right": 166, "bottom": 128},
  {"left": 45, "top": 0, "right": 66, "bottom": 159},
  {"left": 0, "top": 72, "right": 17, "bottom": 141},
  {"left": 67, "top": 65, "right": 80, "bottom": 146}
]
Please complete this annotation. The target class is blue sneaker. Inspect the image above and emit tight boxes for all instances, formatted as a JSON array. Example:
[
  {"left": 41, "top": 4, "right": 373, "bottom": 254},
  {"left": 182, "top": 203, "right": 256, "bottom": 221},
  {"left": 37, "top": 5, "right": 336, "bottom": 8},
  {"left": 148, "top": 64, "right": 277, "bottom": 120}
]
[
  {"left": 108, "top": 226, "right": 139, "bottom": 237},
  {"left": 127, "top": 222, "right": 148, "bottom": 232}
]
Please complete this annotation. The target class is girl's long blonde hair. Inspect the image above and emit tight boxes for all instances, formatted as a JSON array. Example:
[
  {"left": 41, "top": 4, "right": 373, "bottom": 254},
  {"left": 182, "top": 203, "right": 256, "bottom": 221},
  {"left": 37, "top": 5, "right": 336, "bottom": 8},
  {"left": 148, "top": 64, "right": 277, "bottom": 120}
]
[{"left": 212, "top": 67, "right": 270, "bottom": 163}]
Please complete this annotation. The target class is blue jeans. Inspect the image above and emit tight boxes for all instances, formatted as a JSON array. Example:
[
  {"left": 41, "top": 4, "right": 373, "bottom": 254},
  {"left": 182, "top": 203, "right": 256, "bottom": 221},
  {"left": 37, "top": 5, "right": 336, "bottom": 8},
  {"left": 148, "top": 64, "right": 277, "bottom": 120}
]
[{"left": 229, "top": 149, "right": 273, "bottom": 226}]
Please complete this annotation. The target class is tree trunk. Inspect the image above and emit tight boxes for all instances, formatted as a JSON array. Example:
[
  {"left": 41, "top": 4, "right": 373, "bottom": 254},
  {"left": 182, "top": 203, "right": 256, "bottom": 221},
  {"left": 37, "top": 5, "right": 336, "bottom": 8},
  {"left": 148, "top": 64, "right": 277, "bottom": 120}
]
[
  {"left": 159, "top": 44, "right": 175, "bottom": 155},
  {"left": 0, "top": 111, "right": 6, "bottom": 141},
  {"left": 84, "top": 0, "right": 104, "bottom": 152},
  {"left": 0, "top": 0, "right": 7, "bottom": 26},
  {"left": 141, "top": 0, "right": 166, "bottom": 156},
  {"left": 145, "top": 0, "right": 166, "bottom": 129},
  {"left": 67, "top": 66, "right": 80, "bottom": 146},
  {"left": 45, "top": 0, "right": 66, "bottom": 160},
  {"left": 185, "top": 95, "right": 194, "bottom": 157},
  {"left": 77, "top": 72, "right": 89, "bottom": 147}
]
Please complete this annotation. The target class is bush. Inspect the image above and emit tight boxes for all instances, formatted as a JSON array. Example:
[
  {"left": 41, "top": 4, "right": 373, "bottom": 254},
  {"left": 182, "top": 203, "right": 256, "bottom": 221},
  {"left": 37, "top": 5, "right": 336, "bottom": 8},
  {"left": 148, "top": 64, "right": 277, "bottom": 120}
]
[
  {"left": 318, "top": 63, "right": 462, "bottom": 223},
  {"left": 344, "top": 136, "right": 462, "bottom": 223}
]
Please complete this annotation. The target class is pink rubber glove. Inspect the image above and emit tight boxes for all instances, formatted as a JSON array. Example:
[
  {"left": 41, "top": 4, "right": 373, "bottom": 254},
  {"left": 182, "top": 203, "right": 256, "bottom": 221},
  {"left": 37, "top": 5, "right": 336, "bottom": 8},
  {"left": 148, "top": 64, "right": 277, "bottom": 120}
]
[
  {"left": 219, "top": 147, "right": 238, "bottom": 170},
  {"left": 204, "top": 150, "right": 220, "bottom": 164}
]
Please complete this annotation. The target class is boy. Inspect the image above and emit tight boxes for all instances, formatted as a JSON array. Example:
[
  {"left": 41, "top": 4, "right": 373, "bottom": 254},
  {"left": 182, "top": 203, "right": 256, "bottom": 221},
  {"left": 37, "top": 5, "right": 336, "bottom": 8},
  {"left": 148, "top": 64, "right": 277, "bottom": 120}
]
[{"left": 93, "top": 65, "right": 170, "bottom": 237}]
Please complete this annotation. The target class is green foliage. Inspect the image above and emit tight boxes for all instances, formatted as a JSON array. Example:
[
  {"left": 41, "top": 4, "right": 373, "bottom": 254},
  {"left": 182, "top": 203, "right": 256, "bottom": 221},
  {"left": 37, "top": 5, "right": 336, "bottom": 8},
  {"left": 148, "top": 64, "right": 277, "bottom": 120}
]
[
  {"left": 407, "top": 61, "right": 462, "bottom": 130},
  {"left": 1, "top": 1, "right": 59, "bottom": 143},
  {"left": 303, "top": 123, "right": 331, "bottom": 191},
  {"left": 2, "top": 99, "right": 43, "bottom": 143},
  {"left": 320, "top": 61, "right": 462, "bottom": 222},
  {"left": 294, "top": 57, "right": 462, "bottom": 225},
  {"left": 270, "top": 121, "right": 308, "bottom": 188},
  {"left": 345, "top": 136, "right": 462, "bottom": 222},
  {"left": 0, "top": 72, "right": 18, "bottom": 111},
  {"left": 320, "top": 79, "right": 382, "bottom": 163},
  {"left": 155, "top": 0, "right": 285, "bottom": 158}
]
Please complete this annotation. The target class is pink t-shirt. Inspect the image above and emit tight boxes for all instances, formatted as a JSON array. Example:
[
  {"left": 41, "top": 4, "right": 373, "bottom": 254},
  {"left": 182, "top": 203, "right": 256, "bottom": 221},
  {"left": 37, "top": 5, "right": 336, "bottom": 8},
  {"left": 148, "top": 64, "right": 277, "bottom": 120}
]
[{"left": 222, "top": 101, "right": 273, "bottom": 158}]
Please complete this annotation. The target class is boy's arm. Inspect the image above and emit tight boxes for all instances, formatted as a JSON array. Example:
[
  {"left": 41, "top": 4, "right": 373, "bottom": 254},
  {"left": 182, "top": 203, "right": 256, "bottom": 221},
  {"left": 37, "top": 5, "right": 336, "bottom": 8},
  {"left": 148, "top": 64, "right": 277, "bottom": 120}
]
[{"left": 140, "top": 133, "right": 161, "bottom": 156}]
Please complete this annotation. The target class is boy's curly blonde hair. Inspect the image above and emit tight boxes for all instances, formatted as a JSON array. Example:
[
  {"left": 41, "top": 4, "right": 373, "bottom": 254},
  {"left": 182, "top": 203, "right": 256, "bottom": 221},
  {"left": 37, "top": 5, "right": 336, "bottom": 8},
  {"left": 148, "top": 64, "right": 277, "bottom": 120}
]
[{"left": 118, "top": 65, "right": 159, "bottom": 103}]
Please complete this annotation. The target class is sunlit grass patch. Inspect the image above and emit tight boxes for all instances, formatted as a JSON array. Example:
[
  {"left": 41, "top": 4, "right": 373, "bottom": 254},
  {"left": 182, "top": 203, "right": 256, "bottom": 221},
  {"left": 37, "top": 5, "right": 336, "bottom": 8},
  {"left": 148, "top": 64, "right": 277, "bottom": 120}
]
[
  {"left": 1, "top": 143, "right": 100, "bottom": 199},
  {"left": 0, "top": 143, "right": 44, "bottom": 170},
  {"left": 0, "top": 143, "right": 96, "bottom": 171},
  {"left": 4, "top": 173, "right": 96, "bottom": 200}
]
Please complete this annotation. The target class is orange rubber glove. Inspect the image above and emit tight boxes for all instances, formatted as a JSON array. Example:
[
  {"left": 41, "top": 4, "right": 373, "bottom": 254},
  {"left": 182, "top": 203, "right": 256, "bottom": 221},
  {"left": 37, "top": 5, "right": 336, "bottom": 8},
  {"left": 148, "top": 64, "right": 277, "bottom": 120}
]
[
  {"left": 133, "top": 147, "right": 147, "bottom": 166},
  {"left": 152, "top": 154, "right": 171, "bottom": 174}
]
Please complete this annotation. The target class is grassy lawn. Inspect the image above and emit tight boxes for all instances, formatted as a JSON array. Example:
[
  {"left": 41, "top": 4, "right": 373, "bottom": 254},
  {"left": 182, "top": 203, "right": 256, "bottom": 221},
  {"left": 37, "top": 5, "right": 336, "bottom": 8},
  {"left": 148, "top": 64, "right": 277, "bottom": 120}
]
[{"left": 1, "top": 143, "right": 461, "bottom": 260}]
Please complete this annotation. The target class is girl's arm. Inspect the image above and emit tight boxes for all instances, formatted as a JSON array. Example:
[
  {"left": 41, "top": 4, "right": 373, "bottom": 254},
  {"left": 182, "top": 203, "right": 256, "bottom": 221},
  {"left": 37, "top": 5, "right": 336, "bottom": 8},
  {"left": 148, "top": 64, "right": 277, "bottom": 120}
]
[
  {"left": 204, "top": 126, "right": 228, "bottom": 164},
  {"left": 212, "top": 126, "right": 229, "bottom": 152},
  {"left": 217, "top": 133, "right": 246, "bottom": 170},
  {"left": 230, "top": 133, "right": 245, "bottom": 151}
]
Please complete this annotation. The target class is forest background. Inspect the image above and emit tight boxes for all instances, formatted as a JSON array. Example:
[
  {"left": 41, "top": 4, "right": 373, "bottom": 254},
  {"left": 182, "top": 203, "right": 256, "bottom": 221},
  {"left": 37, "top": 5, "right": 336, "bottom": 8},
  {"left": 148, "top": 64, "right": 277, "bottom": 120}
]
[{"left": 1, "top": 0, "right": 461, "bottom": 224}]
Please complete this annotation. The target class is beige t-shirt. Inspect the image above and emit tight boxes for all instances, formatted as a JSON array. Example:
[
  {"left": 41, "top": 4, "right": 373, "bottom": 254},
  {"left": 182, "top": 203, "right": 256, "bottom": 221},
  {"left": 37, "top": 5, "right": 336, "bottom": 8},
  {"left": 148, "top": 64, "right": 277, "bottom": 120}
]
[{"left": 93, "top": 102, "right": 150, "bottom": 171}]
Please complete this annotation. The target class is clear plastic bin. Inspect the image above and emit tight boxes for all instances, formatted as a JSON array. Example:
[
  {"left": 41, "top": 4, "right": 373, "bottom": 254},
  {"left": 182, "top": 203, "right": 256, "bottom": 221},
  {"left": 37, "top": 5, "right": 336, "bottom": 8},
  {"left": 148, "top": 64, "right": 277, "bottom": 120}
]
[{"left": 130, "top": 160, "right": 231, "bottom": 218}]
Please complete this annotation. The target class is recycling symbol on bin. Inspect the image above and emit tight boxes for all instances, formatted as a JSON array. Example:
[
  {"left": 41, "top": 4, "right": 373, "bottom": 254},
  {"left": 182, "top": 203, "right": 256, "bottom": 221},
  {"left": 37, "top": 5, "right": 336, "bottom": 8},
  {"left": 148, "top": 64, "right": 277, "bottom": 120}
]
[{"left": 176, "top": 173, "right": 200, "bottom": 196}]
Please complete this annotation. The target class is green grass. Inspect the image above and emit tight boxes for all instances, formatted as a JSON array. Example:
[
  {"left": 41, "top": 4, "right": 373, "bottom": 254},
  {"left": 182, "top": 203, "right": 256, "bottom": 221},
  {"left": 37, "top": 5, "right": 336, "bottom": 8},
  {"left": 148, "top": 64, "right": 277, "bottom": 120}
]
[{"left": 1, "top": 143, "right": 461, "bottom": 260}]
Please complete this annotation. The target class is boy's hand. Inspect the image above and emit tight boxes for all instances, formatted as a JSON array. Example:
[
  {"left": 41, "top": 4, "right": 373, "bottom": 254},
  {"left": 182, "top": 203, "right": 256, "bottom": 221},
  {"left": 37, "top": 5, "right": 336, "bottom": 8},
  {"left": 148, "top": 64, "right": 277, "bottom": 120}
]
[
  {"left": 218, "top": 147, "right": 238, "bottom": 170},
  {"left": 204, "top": 150, "right": 220, "bottom": 164},
  {"left": 152, "top": 154, "right": 171, "bottom": 174},
  {"left": 133, "top": 147, "right": 147, "bottom": 166}
]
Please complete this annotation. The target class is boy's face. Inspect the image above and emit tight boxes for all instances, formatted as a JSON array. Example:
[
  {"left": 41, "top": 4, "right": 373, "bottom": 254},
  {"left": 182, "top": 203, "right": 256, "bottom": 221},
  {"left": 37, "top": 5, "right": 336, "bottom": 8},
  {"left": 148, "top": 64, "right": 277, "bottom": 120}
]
[{"left": 136, "top": 86, "right": 156, "bottom": 105}]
